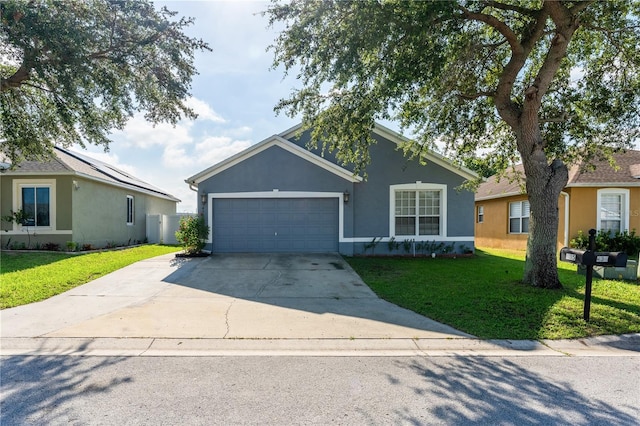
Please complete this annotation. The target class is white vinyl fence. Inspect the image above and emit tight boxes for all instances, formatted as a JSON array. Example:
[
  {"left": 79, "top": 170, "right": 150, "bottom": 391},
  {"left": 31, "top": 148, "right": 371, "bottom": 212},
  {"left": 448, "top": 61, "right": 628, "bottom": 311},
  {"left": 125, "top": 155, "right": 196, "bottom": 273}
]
[{"left": 146, "top": 213, "right": 196, "bottom": 245}]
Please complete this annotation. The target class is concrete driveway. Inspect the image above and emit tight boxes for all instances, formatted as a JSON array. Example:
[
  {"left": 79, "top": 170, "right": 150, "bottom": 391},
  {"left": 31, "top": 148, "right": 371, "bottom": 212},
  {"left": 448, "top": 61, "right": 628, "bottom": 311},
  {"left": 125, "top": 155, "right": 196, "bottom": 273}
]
[{"left": 1, "top": 253, "right": 470, "bottom": 341}]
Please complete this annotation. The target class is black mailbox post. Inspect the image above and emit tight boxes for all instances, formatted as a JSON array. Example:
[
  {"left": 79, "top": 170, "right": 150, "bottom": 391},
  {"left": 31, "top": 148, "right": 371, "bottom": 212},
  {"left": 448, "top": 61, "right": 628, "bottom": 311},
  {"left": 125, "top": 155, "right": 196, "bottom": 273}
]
[{"left": 559, "top": 229, "right": 628, "bottom": 321}]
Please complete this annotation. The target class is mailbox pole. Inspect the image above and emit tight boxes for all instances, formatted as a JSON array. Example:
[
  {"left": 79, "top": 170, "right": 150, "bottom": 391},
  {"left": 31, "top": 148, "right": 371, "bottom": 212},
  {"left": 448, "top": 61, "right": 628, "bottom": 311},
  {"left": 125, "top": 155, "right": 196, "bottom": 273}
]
[{"left": 584, "top": 229, "right": 596, "bottom": 322}]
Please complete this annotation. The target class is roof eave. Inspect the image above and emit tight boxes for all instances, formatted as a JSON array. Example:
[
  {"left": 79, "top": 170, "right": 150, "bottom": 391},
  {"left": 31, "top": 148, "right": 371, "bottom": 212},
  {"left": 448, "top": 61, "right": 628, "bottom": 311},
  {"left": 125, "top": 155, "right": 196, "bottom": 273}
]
[
  {"left": 566, "top": 182, "right": 640, "bottom": 188},
  {"left": 475, "top": 191, "right": 525, "bottom": 201},
  {"left": 186, "top": 135, "right": 363, "bottom": 185}
]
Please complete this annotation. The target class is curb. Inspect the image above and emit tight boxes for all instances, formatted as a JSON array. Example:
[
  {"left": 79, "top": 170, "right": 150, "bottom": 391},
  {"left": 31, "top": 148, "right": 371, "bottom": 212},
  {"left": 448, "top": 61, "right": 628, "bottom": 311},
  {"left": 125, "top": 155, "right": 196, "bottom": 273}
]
[{"left": 2, "top": 336, "right": 638, "bottom": 357}]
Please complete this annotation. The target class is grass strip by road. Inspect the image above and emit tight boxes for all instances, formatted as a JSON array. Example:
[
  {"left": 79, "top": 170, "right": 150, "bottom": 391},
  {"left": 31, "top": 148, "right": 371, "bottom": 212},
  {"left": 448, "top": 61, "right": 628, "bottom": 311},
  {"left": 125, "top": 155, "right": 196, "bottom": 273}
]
[
  {"left": 0, "top": 245, "right": 180, "bottom": 309},
  {"left": 346, "top": 248, "right": 640, "bottom": 340}
]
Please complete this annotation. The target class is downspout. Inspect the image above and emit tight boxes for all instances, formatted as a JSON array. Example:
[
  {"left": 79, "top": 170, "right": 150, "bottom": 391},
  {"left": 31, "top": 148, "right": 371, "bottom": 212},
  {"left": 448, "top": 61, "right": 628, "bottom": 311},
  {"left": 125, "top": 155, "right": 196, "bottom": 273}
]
[
  {"left": 187, "top": 181, "right": 199, "bottom": 213},
  {"left": 561, "top": 191, "right": 569, "bottom": 247}
]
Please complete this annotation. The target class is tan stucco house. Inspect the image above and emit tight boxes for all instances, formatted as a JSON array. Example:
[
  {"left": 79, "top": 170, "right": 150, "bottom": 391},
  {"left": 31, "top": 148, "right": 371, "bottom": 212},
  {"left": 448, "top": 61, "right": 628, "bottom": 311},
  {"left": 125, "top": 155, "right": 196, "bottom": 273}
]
[
  {"left": 0, "top": 147, "right": 178, "bottom": 249},
  {"left": 475, "top": 150, "right": 640, "bottom": 251}
]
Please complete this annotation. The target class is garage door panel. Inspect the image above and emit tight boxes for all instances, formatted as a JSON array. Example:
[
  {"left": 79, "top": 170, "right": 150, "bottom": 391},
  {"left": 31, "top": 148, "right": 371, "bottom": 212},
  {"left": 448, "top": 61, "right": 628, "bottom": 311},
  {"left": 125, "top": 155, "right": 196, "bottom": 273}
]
[{"left": 213, "top": 198, "right": 338, "bottom": 253}]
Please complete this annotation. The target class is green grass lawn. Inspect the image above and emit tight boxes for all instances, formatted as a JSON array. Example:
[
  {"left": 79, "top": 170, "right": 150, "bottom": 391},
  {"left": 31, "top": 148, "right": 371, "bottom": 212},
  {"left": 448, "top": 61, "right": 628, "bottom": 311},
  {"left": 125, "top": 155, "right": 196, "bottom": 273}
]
[
  {"left": 0, "top": 245, "right": 180, "bottom": 309},
  {"left": 346, "top": 248, "right": 640, "bottom": 340}
]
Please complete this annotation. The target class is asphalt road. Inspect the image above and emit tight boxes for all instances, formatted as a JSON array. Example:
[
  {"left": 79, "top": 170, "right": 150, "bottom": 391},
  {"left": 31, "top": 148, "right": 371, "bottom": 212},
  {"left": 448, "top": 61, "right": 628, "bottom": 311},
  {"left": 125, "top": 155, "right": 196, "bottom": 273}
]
[{"left": 1, "top": 355, "right": 638, "bottom": 425}]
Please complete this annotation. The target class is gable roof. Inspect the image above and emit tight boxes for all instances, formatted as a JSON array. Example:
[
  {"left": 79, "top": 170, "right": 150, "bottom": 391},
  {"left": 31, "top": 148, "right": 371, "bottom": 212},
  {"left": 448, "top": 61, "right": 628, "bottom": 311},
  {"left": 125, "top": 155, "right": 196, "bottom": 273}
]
[
  {"left": 185, "top": 135, "right": 363, "bottom": 185},
  {"left": 279, "top": 122, "right": 479, "bottom": 181},
  {"left": 476, "top": 150, "right": 640, "bottom": 201},
  {"left": 3, "top": 147, "right": 179, "bottom": 202}
]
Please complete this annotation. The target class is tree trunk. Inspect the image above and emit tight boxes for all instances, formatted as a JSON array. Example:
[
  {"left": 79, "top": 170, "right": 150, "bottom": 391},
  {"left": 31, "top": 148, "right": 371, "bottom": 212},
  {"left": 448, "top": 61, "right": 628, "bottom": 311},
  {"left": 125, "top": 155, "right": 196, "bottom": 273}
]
[{"left": 519, "top": 143, "right": 568, "bottom": 288}]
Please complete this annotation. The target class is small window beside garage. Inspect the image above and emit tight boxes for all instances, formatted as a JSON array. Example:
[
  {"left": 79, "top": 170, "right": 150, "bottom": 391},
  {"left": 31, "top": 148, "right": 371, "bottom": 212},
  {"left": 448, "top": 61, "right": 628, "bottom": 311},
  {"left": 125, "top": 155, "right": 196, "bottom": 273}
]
[
  {"left": 126, "top": 195, "right": 135, "bottom": 225},
  {"left": 477, "top": 205, "right": 484, "bottom": 223}
]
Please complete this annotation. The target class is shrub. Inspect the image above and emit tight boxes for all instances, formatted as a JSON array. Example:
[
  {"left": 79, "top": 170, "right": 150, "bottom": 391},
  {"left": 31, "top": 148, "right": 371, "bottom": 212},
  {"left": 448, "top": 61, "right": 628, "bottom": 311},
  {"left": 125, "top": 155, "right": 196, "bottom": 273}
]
[
  {"left": 175, "top": 215, "right": 209, "bottom": 255},
  {"left": 41, "top": 242, "right": 60, "bottom": 251},
  {"left": 570, "top": 229, "right": 640, "bottom": 257}
]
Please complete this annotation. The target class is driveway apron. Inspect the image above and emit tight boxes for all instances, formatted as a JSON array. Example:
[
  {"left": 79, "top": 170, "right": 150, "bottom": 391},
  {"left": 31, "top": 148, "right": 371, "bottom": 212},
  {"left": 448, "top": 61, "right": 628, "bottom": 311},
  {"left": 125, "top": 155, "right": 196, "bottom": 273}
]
[{"left": 1, "top": 253, "right": 470, "bottom": 340}]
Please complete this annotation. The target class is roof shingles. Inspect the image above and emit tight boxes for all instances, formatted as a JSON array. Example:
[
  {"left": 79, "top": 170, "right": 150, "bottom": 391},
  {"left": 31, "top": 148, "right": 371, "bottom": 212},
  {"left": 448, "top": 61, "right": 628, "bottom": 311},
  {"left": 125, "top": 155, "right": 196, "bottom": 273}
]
[
  {"left": 5, "top": 147, "right": 178, "bottom": 201},
  {"left": 476, "top": 150, "right": 640, "bottom": 200}
]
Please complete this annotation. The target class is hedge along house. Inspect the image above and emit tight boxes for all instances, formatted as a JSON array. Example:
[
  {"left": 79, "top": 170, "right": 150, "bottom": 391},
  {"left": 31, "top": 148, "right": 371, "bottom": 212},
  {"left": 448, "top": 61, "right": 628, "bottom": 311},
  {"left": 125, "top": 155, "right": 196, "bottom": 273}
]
[
  {"left": 185, "top": 123, "right": 478, "bottom": 256},
  {"left": 0, "top": 147, "right": 179, "bottom": 250},
  {"left": 475, "top": 150, "right": 640, "bottom": 251}
]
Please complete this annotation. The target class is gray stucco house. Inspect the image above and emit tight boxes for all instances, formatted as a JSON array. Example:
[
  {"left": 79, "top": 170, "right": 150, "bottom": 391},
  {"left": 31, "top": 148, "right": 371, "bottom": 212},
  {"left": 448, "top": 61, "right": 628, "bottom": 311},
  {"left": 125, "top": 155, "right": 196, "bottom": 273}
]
[
  {"left": 185, "top": 124, "right": 477, "bottom": 255},
  {"left": 0, "top": 147, "right": 178, "bottom": 249}
]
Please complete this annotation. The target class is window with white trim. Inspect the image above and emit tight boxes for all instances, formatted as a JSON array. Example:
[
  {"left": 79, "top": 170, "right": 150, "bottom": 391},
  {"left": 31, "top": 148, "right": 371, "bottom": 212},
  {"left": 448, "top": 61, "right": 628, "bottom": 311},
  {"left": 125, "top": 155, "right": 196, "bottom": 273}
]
[
  {"left": 391, "top": 183, "right": 445, "bottom": 237},
  {"left": 12, "top": 179, "right": 56, "bottom": 230},
  {"left": 597, "top": 189, "right": 629, "bottom": 233},
  {"left": 509, "top": 200, "right": 529, "bottom": 234},
  {"left": 126, "top": 195, "right": 134, "bottom": 225},
  {"left": 21, "top": 186, "right": 51, "bottom": 227},
  {"left": 477, "top": 205, "right": 484, "bottom": 223}
]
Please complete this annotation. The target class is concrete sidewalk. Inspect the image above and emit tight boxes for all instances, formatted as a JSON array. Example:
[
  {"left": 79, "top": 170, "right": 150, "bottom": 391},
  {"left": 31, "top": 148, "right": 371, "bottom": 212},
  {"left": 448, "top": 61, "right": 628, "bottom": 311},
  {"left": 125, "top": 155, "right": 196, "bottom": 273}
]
[{"left": 1, "top": 253, "right": 639, "bottom": 357}]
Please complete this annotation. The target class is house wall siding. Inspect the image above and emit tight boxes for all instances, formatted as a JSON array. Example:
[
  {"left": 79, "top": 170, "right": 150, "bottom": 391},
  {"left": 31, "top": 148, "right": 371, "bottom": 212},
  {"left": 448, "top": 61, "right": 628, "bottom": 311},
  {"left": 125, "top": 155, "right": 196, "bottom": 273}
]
[
  {"left": 475, "top": 195, "right": 529, "bottom": 250},
  {"left": 72, "top": 177, "right": 177, "bottom": 248},
  {"left": 566, "top": 186, "right": 640, "bottom": 240},
  {"left": 289, "top": 131, "right": 475, "bottom": 240},
  {"left": 0, "top": 174, "right": 73, "bottom": 249},
  {"left": 475, "top": 186, "right": 640, "bottom": 252}
]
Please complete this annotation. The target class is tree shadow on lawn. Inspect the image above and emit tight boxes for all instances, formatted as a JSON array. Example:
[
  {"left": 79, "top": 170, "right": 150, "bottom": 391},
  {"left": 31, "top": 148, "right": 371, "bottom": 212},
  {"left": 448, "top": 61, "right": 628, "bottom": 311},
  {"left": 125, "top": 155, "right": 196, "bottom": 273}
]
[
  {"left": 1, "top": 349, "right": 131, "bottom": 425},
  {"left": 349, "top": 251, "right": 572, "bottom": 339},
  {"left": 0, "top": 251, "right": 74, "bottom": 274},
  {"left": 385, "top": 356, "right": 638, "bottom": 425}
]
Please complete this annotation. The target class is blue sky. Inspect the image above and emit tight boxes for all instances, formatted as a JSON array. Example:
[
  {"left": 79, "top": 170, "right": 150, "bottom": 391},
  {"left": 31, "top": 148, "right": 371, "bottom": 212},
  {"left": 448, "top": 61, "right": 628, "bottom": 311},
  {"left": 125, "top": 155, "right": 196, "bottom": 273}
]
[{"left": 77, "top": 1, "right": 301, "bottom": 212}]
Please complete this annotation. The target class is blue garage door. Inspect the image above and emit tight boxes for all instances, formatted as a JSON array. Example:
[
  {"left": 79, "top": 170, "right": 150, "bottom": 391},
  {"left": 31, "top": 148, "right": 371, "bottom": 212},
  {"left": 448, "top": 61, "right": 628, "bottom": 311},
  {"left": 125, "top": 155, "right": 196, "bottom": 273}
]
[{"left": 213, "top": 198, "right": 339, "bottom": 252}]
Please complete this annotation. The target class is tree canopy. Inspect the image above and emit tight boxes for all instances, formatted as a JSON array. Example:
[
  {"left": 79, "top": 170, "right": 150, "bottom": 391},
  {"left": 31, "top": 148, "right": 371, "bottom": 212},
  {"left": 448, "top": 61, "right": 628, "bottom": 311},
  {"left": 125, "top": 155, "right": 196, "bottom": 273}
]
[
  {"left": 267, "top": 0, "right": 640, "bottom": 288},
  {"left": 0, "top": 0, "right": 211, "bottom": 165}
]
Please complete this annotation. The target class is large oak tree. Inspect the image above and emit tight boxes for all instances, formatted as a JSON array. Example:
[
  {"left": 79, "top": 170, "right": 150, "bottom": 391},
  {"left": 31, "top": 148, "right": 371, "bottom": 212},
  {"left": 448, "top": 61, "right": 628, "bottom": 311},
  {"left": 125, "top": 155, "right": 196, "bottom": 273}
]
[
  {"left": 267, "top": 0, "right": 640, "bottom": 288},
  {"left": 1, "top": 0, "right": 210, "bottom": 165}
]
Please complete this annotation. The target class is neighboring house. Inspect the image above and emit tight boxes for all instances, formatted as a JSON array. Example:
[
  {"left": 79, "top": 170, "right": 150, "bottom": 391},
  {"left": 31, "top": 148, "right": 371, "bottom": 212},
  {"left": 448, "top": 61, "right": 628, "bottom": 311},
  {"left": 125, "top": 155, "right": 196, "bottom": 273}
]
[
  {"left": 185, "top": 123, "right": 477, "bottom": 255},
  {"left": 475, "top": 150, "right": 640, "bottom": 251},
  {"left": 0, "top": 147, "right": 179, "bottom": 249}
]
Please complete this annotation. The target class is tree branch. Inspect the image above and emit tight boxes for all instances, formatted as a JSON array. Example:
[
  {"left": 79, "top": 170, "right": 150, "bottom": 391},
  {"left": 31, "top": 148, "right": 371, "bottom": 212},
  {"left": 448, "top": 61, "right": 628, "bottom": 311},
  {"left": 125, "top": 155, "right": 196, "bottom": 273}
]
[
  {"left": 569, "top": 1, "right": 595, "bottom": 15},
  {"left": 529, "top": 1, "right": 581, "bottom": 102},
  {"left": 457, "top": 91, "right": 496, "bottom": 100},
  {"left": 0, "top": 64, "right": 30, "bottom": 92},
  {"left": 482, "top": 1, "right": 538, "bottom": 16},
  {"left": 458, "top": 5, "right": 522, "bottom": 54}
]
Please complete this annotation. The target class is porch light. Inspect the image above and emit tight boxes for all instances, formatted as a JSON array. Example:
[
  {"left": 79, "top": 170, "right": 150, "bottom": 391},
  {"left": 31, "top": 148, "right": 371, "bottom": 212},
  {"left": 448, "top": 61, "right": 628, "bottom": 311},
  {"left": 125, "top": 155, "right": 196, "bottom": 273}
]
[
  {"left": 201, "top": 193, "right": 207, "bottom": 205},
  {"left": 343, "top": 190, "right": 350, "bottom": 203}
]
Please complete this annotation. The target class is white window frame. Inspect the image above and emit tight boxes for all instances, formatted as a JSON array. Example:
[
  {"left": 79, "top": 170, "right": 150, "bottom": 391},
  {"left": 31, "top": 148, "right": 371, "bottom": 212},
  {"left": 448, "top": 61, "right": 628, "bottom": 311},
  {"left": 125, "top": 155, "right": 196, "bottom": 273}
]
[
  {"left": 389, "top": 183, "right": 447, "bottom": 238},
  {"left": 597, "top": 188, "right": 629, "bottom": 233},
  {"left": 477, "top": 205, "right": 484, "bottom": 223},
  {"left": 11, "top": 179, "right": 56, "bottom": 231},
  {"left": 508, "top": 200, "right": 530, "bottom": 234},
  {"left": 126, "top": 195, "right": 135, "bottom": 225}
]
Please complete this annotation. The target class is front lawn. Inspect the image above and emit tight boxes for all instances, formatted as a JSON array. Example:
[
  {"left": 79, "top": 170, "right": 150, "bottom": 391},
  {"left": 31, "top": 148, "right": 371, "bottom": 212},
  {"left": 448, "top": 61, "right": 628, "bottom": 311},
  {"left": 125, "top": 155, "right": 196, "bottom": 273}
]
[
  {"left": 346, "top": 248, "right": 640, "bottom": 340},
  {"left": 0, "top": 245, "right": 180, "bottom": 309}
]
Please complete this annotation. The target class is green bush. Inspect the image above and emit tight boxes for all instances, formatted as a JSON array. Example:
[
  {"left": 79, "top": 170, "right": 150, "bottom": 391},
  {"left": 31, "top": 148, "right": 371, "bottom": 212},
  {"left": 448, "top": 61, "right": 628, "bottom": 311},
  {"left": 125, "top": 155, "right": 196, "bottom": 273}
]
[
  {"left": 175, "top": 215, "right": 209, "bottom": 255},
  {"left": 570, "top": 229, "right": 640, "bottom": 257}
]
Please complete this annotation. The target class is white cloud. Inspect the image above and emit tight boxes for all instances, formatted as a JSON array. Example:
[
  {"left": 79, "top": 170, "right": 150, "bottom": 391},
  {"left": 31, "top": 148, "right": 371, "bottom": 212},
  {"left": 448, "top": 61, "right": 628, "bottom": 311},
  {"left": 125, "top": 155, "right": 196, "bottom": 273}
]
[
  {"left": 162, "top": 145, "right": 195, "bottom": 169},
  {"left": 225, "top": 126, "right": 253, "bottom": 137},
  {"left": 185, "top": 97, "right": 226, "bottom": 123},
  {"left": 194, "top": 136, "right": 252, "bottom": 166},
  {"left": 110, "top": 113, "right": 194, "bottom": 149}
]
